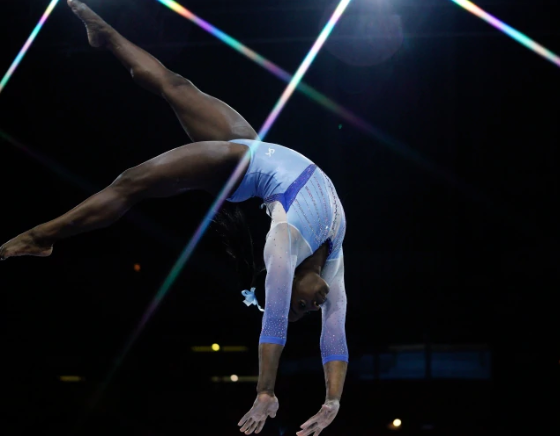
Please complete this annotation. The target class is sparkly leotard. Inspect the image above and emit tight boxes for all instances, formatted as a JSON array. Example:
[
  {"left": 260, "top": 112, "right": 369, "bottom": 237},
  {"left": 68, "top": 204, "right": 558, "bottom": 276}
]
[{"left": 227, "top": 139, "right": 348, "bottom": 364}]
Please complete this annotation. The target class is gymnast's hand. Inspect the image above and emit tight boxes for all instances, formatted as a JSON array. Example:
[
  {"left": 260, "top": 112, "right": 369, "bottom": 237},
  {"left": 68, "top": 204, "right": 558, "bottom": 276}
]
[
  {"left": 297, "top": 399, "right": 340, "bottom": 436},
  {"left": 238, "top": 392, "right": 279, "bottom": 434}
]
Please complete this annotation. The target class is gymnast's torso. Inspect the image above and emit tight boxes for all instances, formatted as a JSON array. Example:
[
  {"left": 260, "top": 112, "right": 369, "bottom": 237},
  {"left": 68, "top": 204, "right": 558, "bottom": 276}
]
[{"left": 227, "top": 139, "right": 346, "bottom": 263}]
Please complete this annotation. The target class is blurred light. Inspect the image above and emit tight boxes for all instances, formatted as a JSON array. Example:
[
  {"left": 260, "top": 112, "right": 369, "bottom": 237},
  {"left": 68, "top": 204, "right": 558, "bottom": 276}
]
[
  {"left": 259, "top": 0, "right": 353, "bottom": 138},
  {"left": 211, "top": 375, "right": 259, "bottom": 383},
  {"left": 157, "top": 0, "right": 290, "bottom": 80},
  {"left": 191, "top": 346, "right": 213, "bottom": 352},
  {"left": 191, "top": 345, "right": 223, "bottom": 352},
  {"left": 134, "top": 263, "right": 141, "bottom": 272},
  {"left": 191, "top": 345, "right": 247, "bottom": 352},
  {"left": 393, "top": 419, "right": 402, "bottom": 427},
  {"left": 59, "top": 375, "right": 84, "bottom": 382},
  {"left": 222, "top": 346, "right": 249, "bottom": 352},
  {"left": 450, "top": 0, "right": 560, "bottom": 68},
  {"left": 0, "top": 0, "right": 60, "bottom": 94}
]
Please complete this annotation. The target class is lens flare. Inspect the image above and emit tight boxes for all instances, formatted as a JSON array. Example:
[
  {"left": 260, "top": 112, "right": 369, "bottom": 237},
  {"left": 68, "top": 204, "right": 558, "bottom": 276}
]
[
  {"left": 259, "top": 0, "right": 352, "bottom": 138},
  {"left": 156, "top": 0, "right": 394, "bottom": 145},
  {"left": 157, "top": 0, "right": 289, "bottom": 81},
  {"left": 0, "top": 0, "right": 60, "bottom": 94},
  {"left": 450, "top": 0, "right": 560, "bottom": 68}
]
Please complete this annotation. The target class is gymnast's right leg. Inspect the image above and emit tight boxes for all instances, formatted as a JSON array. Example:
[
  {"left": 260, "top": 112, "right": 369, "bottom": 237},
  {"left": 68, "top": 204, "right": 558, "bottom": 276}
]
[
  {"left": 0, "top": 141, "right": 246, "bottom": 260},
  {"left": 67, "top": 0, "right": 258, "bottom": 143}
]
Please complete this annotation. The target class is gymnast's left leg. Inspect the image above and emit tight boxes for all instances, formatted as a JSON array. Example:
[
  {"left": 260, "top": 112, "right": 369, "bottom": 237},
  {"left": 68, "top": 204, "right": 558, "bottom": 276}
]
[{"left": 0, "top": 141, "right": 246, "bottom": 260}]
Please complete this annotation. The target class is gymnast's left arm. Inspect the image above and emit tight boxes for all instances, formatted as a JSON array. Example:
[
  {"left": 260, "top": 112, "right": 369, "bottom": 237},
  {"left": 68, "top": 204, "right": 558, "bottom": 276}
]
[
  {"left": 298, "top": 258, "right": 348, "bottom": 436},
  {"left": 238, "top": 222, "right": 297, "bottom": 435}
]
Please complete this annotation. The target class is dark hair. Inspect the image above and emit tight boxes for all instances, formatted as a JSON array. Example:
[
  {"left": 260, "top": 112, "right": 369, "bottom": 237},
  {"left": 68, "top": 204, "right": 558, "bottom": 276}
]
[{"left": 212, "top": 203, "right": 265, "bottom": 291}]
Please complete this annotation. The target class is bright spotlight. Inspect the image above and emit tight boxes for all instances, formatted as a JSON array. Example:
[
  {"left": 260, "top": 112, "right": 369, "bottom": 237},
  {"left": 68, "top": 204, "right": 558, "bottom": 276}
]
[
  {"left": 393, "top": 419, "right": 402, "bottom": 427},
  {"left": 211, "top": 343, "right": 220, "bottom": 351},
  {"left": 230, "top": 374, "right": 239, "bottom": 382}
]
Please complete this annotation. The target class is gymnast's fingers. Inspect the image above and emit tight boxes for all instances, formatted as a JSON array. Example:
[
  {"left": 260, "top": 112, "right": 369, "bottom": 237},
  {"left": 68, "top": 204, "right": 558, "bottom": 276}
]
[
  {"left": 255, "top": 419, "right": 266, "bottom": 434},
  {"left": 238, "top": 411, "right": 251, "bottom": 428},
  {"left": 244, "top": 419, "right": 259, "bottom": 434},
  {"left": 239, "top": 417, "right": 253, "bottom": 433},
  {"left": 300, "top": 413, "right": 320, "bottom": 430},
  {"left": 296, "top": 422, "right": 318, "bottom": 436}
]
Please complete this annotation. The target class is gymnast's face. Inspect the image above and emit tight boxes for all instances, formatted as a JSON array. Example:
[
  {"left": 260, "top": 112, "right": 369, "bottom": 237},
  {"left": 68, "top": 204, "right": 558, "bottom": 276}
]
[{"left": 289, "top": 271, "right": 330, "bottom": 322}]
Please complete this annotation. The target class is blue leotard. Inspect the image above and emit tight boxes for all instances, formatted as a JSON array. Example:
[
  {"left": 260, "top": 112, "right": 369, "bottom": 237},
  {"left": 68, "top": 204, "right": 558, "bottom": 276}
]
[{"left": 227, "top": 139, "right": 348, "bottom": 364}]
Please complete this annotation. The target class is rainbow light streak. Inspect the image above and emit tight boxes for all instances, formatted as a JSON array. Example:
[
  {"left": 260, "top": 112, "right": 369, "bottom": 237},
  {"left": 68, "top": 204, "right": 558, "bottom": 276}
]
[
  {"left": 259, "top": 0, "right": 352, "bottom": 138},
  {"left": 156, "top": 0, "right": 386, "bottom": 139},
  {"left": 0, "top": 0, "right": 60, "bottom": 94},
  {"left": 156, "top": 0, "right": 443, "bottom": 174},
  {"left": 157, "top": 0, "right": 290, "bottom": 81},
  {"left": 451, "top": 0, "right": 560, "bottom": 68}
]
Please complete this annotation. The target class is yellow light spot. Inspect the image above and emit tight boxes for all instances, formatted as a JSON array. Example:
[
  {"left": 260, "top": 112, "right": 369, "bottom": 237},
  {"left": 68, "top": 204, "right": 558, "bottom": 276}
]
[
  {"left": 222, "top": 346, "right": 249, "bottom": 352},
  {"left": 211, "top": 343, "right": 220, "bottom": 351},
  {"left": 230, "top": 374, "right": 239, "bottom": 382},
  {"left": 393, "top": 419, "right": 402, "bottom": 428},
  {"left": 59, "top": 376, "right": 84, "bottom": 382},
  {"left": 134, "top": 264, "right": 141, "bottom": 272}
]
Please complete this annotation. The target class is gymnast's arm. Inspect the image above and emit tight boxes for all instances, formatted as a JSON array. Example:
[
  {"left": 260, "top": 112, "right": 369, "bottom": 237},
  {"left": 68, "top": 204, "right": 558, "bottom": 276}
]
[
  {"left": 296, "top": 257, "right": 348, "bottom": 435},
  {"left": 256, "top": 222, "right": 298, "bottom": 395},
  {"left": 320, "top": 257, "right": 349, "bottom": 403}
]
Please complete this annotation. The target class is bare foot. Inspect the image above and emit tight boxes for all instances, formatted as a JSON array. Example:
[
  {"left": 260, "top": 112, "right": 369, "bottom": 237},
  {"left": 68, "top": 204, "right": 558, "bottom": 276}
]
[
  {"left": 67, "top": 0, "right": 113, "bottom": 48},
  {"left": 0, "top": 231, "right": 53, "bottom": 261}
]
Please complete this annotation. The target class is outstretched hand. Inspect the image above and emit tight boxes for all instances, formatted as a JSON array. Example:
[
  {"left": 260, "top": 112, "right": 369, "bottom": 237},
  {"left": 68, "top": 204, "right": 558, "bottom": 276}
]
[
  {"left": 296, "top": 400, "right": 340, "bottom": 436},
  {"left": 238, "top": 392, "right": 279, "bottom": 434}
]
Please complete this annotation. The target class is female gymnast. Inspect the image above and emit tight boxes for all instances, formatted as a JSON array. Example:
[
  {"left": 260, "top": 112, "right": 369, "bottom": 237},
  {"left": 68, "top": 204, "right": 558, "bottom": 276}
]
[{"left": 0, "top": 1, "right": 348, "bottom": 434}]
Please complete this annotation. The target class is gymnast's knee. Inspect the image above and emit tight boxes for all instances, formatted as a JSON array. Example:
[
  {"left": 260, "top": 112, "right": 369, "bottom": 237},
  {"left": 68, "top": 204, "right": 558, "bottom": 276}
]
[
  {"left": 129, "top": 66, "right": 191, "bottom": 95},
  {"left": 111, "top": 166, "right": 152, "bottom": 200},
  {"left": 160, "top": 73, "right": 197, "bottom": 98}
]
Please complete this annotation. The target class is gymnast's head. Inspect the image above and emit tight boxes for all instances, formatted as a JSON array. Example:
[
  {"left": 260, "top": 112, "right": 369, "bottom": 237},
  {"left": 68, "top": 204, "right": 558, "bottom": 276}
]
[{"left": 289, "top": 267, "right": 329, "bottom": 322}]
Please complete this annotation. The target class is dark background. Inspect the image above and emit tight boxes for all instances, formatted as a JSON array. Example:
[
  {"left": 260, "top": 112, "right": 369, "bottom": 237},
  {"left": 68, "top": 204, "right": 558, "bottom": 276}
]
[{"left": 1, "top": 0, "right": 559, "bottom": 434}]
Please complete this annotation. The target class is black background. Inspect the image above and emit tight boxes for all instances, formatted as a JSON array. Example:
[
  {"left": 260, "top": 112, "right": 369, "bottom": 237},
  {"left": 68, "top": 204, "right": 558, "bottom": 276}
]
[{"left": 1, "top": 0, "right": 559, "bottom": 434}]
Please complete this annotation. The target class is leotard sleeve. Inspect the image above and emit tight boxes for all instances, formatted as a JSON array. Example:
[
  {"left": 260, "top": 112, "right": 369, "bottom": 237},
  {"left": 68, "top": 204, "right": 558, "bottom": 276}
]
[
  {"left": 320, "top": 254, "right": 349, "bottom": 364},
  {"left": 259, "top": 221, "right": 300, "bottom": 346}
]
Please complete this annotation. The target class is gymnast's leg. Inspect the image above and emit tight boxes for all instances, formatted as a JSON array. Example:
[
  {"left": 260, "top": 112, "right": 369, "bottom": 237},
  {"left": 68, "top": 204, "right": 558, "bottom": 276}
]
[
  {"left": 67, "top": 0, "right": 258, "bottom": 143},
  {"left": 0, "top": 141, "right": 245, "bottom": 260}
]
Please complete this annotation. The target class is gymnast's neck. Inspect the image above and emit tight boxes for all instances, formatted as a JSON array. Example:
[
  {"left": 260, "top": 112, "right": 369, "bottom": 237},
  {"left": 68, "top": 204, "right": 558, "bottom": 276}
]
[{"left": 298, "top": 241, "right": 329, "bottom": 276}]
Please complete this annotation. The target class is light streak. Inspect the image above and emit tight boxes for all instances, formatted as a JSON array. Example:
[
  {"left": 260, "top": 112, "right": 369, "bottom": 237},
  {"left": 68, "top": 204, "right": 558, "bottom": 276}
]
[{"left": 0, "top": 0, "right": 60, "bottom": 94}]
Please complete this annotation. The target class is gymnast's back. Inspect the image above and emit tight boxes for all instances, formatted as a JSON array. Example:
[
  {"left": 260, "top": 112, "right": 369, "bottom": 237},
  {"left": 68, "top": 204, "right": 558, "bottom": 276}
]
[
  {"left": 227, "top": 139, "right": 346, "bottom": 261},
  {"left": 227, "top": 139, "right": 316, "bottom": 202}
]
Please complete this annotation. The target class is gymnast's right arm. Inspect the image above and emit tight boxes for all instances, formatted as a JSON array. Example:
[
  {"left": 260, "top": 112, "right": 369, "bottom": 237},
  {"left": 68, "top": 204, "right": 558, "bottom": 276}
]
[{"left": 256, "top": 222, "right": 297, "bottom": 393}]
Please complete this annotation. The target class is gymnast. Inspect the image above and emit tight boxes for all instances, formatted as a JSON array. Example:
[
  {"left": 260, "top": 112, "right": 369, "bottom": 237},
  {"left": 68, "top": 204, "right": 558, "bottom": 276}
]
[{"left": 0, "top": 1, "right": 348, "bottom": 434}]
